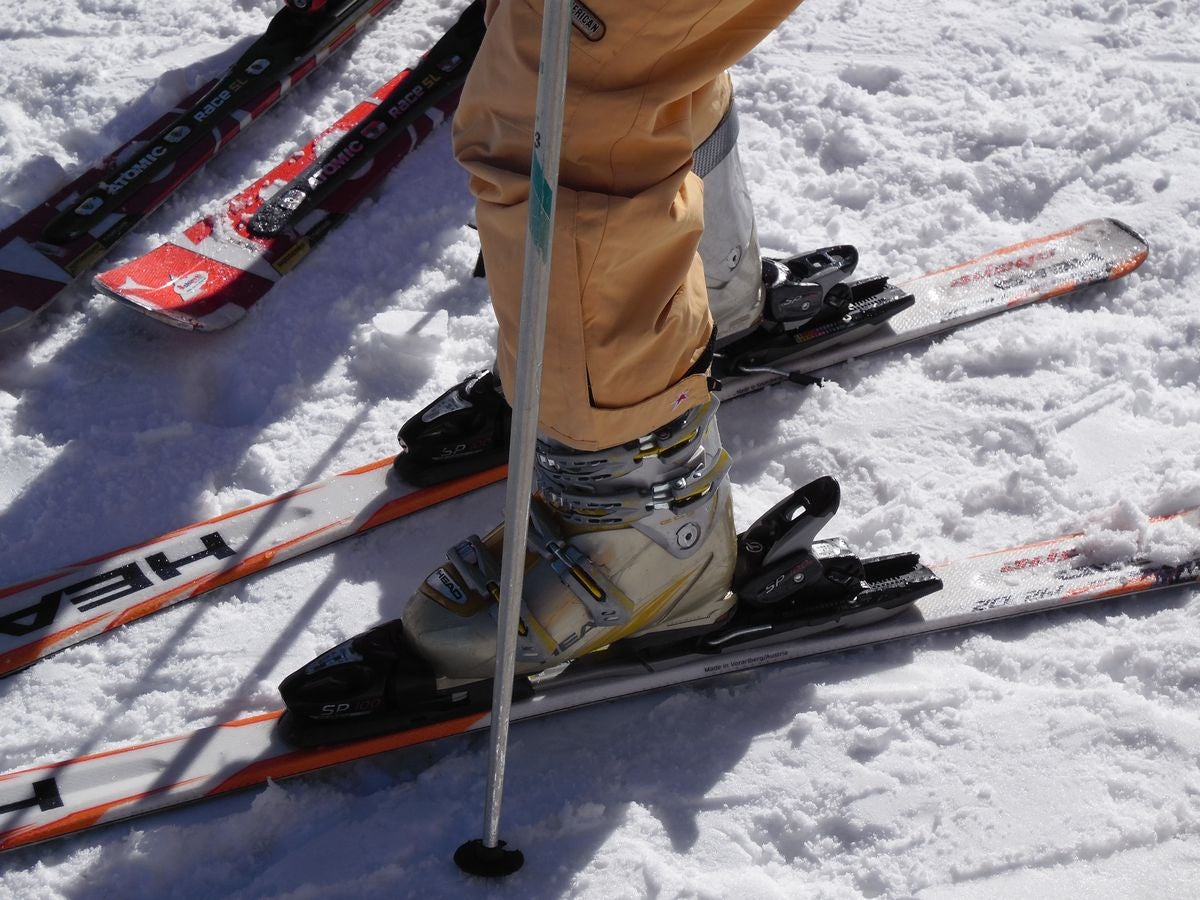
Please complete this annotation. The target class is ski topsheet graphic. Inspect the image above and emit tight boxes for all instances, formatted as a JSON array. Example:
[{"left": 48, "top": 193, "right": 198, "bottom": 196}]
[
  {"left": 0, "top": 219, "right": 1148, "bottom": 679},
  {"left": 1, "top": 510, "right": 1197, "bottom": 854},
  {"left": 0, "top": 461, "right": 506, "bottom": 678},
  {"left": 0, "top": 0, "right": 404, "bottom": 332},
  {"left": 94, "top": 1, "right": 487, "bottom": 331}
]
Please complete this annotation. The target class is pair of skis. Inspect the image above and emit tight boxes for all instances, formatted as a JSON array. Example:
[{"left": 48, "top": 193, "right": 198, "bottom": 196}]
[
  {"left": 0, "top": 217, "right": 1152, "bottom": 682},
  {"left": 93, "top": 0, "right": 487, "bottom": 330},
  {"left": 0, "top": 0, "right": 482, "bottom": 332}
]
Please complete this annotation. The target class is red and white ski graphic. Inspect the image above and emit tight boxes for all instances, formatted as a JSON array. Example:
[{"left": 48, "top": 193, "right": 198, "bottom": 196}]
[{"left": 1, "top": 511, "right": 1196, "bottom": 854}]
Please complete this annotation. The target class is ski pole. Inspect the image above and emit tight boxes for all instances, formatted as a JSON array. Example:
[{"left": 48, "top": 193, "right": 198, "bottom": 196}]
[{"left": 453, "top": 0, "right": 573, "bottom": 879}]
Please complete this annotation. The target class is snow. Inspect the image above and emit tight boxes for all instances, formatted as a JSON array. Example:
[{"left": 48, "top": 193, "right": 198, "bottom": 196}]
[{"left": 1, "top": 0, "right": 1199, "bottom": 896}]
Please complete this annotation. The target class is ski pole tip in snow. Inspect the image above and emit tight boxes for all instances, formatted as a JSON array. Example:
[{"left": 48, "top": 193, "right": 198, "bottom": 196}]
[{"left": 454, "top": 838, "right": 525, "bottom": 877}]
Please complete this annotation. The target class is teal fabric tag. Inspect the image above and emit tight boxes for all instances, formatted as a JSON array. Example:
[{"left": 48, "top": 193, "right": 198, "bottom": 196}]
[{"left": 529, "top": 155, "right": 553, "bottom": 260}]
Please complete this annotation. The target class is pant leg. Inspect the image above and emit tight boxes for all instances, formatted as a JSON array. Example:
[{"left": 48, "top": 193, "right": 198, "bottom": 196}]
[
  {"left": 454, "top": 0, "right": 804, "bottom": 450},
  {"left": 696, "top": 98, "right": 765, "bottom": 344}
]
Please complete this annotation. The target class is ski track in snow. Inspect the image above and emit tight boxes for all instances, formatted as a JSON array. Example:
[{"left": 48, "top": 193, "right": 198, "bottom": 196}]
[{"left": 1, "top": 0, "right": 1199, "bottom": 897}]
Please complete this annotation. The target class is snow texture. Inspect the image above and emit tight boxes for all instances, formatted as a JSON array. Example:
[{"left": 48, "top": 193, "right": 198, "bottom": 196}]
[{"left": 1, "top": 0, "right": 1199, "bottom": 897}]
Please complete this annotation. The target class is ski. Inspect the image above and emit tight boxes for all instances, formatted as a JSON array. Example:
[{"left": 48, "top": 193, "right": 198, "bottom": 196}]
[
  {"left": 0, "top": 0, "right": 403, "bottom": 332},
  {"left": 0, "top": 461, "right": 506, "bottom": 678},
  {"left": 0, "top": 219, "right": 1149, "bottom": 678},
  {"left": 715, "top": 217, "right": 1149, "bottom": 398},
  {"left": 1, "top": 509, "right": 1196, "bottom": 854},
  {"left": 93, "top": 1, "right": 487, "bottom": 331}
]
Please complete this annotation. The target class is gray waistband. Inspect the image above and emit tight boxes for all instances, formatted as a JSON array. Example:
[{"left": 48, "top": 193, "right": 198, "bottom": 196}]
[{"left": 692, "top": 103, "right": 740, "bottom": 179}]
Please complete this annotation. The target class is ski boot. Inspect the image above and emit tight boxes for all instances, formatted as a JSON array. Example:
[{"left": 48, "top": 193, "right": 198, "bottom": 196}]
[
  {"left": 277, "top": 468, "right": 941, "bottom": 746},
  {"left": 281, "top": 398, "right": 739, "bottom": 736},
  {"left": 391, "top": 245, "right": 911, "bottom": 487}
]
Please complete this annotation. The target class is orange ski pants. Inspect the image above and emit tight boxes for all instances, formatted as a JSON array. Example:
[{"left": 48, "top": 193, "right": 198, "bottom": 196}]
[{"left": 453, "top": 0, "right": 804, "bottom": 450}]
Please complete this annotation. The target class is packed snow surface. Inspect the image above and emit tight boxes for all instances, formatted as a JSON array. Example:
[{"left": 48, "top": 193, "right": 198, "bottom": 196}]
[{"left": 2, "top": 0, "right": 1200, "bottom": 897}]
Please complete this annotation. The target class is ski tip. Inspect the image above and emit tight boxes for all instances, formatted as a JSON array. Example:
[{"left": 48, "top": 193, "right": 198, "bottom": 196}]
[
  {"left": 93, "top": 242, "right": 267, "bottom": 331},
  {"left": 1103, "top": 218, "right": 1150, "bottom": 278}
]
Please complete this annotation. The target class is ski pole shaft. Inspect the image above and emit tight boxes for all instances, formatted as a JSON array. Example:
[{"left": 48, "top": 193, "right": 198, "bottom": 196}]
[{"left": 455, "top": 0, "right": 573, "bottom": 878}]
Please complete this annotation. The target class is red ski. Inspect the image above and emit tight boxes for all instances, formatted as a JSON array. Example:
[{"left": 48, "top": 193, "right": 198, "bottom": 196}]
[{"left": 94, "top": 2, "right": 485, "bottom": 330}]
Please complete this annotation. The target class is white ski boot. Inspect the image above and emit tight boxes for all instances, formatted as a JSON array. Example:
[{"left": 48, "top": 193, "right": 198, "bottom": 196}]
[{"left": 400, "top": 398, "right": 738, "bottom": 679}]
